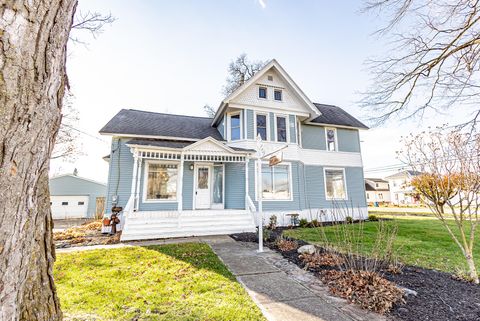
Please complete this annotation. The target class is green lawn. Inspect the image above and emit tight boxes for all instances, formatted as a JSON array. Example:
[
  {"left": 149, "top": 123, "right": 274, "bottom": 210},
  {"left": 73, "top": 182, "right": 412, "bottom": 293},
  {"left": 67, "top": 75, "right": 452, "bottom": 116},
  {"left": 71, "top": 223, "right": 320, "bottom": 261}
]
[
  {"left": 54, "top": 243, "right": 264, "bottom": 321},
  {"left": 284, "top": 217, "right": 480, "bottom": 274}
]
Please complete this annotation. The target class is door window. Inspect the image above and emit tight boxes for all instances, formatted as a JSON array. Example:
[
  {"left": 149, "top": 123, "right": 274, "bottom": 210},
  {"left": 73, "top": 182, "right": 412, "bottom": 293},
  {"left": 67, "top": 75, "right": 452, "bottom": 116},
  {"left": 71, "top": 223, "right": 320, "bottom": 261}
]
[{"left": 197, "top": 168, "right": 209, "bottom": 189}]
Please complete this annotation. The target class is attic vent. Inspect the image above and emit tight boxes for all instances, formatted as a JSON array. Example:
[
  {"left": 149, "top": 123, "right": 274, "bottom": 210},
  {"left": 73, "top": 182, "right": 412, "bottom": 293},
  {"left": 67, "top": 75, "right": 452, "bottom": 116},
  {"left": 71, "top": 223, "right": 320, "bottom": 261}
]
[{"left": 267, "top": 75, "right": 273, "bottom": 81}]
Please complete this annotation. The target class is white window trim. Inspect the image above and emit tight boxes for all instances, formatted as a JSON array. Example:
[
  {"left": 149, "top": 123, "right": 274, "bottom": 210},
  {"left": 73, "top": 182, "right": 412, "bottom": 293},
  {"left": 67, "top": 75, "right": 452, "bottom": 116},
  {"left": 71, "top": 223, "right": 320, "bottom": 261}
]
[
  {"left": 297, "top": 119, "right": 302, "bottom": 147},
  {"left": 274, "top": 114, "right": 290, "bottom": 143},
  {"left": 227, "top": 111, "right": 243, "bottom": 142},
  {"left": 142, "top": 160, "right": 180, "bottom": 203},
  {"left": 258, "top": 86, "right": 268, "bottom": 100},
  {"left": 324, "top": 167, "right": 348, "bottom": 201},
  {"left": 273, "top": 88, "right": 283, "bottom": 102},
  {"left": 325, "top": 127, "right": 338, "bottom": 152},
  {"left": 254, "top": 111, "right": 270, "bottom": 141},
  {"left": 255, "top": 161, "right": 293, "bottom": 202}
]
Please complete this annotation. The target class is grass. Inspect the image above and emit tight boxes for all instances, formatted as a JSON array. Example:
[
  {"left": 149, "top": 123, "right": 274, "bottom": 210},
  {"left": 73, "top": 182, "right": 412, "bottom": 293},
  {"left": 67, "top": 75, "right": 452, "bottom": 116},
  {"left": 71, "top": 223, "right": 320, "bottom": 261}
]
[
  {"left": 54, "top": 243, "right": 265, "bottom": 321},
  {"left": 284, "top": 217, "right": 480, "bottom": 275}
]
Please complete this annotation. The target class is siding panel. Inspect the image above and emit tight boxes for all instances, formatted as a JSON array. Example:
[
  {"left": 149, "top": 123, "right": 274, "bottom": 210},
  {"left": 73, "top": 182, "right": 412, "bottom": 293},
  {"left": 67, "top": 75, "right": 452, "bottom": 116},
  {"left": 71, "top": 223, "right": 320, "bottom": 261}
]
[
  {"left": 337, "top": 128, "right": 361, "bottom": 153},
  {"left": 302, "top": 124, "right": 326, "bottom": 150},
  {"left": 225, "top": 162, "right": 245, "bottom": 209},
  {"left": 246, "top": 109, "right": 254, "bottom": 140},
  {"left": 289, "top": 115, "right": 297, "bottom": 144}
]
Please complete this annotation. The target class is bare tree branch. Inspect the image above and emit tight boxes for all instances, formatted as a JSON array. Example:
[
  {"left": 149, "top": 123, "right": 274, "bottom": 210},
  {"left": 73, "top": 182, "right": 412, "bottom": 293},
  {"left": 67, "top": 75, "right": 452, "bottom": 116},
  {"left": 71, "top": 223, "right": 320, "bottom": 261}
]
[
  {"left": 70, "top": 10, "right": 116, "bottom": 44},
  {"left": 362, "top": 0, "right": 480, "bottom": 128},
  {"left": 222, "top": 53, "right": 268, "bottom": 97}
]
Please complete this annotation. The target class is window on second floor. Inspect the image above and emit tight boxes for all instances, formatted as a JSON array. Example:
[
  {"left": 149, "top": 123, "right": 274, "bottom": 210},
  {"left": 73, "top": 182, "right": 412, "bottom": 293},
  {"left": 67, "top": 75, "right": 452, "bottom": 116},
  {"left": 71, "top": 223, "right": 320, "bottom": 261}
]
[
  {"left": 230, "top": 113, "right": 241, "bottom": 141},
  {"left": 274, "top": 89, "right": 282, "bottom": 101},
  {"left": 276, "top": 116, "right": 287, "bottom": 142},
  {"left": 326, "top": 127, "right": 337, "bottom": 151},
  {"left": 256, "top": 113, "right": 268, "bottom": 140},
  {"left": 259, "top": 87, "right": 267, "bottom": 99}
]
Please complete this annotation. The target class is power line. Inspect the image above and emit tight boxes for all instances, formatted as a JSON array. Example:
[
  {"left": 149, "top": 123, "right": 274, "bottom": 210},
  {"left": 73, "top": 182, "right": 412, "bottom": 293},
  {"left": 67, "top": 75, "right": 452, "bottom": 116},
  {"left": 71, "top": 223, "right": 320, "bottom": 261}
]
[{"left": 62, "top": 124, "right": 109, "bottom": 145}]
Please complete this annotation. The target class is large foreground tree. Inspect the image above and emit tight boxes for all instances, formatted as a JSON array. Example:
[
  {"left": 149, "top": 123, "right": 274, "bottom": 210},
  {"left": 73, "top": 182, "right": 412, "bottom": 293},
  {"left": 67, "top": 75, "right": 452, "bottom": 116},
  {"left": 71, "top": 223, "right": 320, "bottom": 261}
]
[{"left": 0, "top": 1, "right": 78, "bottom": 320}]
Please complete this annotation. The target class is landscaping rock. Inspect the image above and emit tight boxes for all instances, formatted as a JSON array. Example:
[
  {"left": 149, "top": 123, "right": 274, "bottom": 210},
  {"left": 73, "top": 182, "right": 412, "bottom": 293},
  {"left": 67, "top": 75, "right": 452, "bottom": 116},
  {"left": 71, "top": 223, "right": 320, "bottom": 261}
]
[
  {"left": 398, "top": 286, "right": 418, "bottom": 297},
  {"left": 297, "top": 244, "right": 315, "bottom": 255}
]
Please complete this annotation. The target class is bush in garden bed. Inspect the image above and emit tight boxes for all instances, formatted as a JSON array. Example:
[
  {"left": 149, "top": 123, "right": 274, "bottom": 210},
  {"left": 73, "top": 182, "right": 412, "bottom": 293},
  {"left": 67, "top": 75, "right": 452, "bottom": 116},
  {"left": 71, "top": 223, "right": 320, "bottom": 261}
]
[
  {"left": 300, "top": 251, "right": 345, "bottom": 269},
  {"left": 275, "top": 237, "right": 298, "bottom": 252},
  {"left": 321, "top": 269, "right": 405, "bottom": 314}
]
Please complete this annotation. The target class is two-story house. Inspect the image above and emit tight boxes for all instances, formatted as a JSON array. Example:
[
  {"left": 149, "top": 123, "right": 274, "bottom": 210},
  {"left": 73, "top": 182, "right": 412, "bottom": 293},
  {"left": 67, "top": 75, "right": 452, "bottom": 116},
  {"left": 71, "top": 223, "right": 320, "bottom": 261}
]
[
  {"left": 365, "top": 178, "right": 391, "bottom": 205},
  {"left": 385, "top": 170, "right": 422, "bottom": 205},
  {"left": 99, "top": 59, "right": 369, "bottom": 241}
]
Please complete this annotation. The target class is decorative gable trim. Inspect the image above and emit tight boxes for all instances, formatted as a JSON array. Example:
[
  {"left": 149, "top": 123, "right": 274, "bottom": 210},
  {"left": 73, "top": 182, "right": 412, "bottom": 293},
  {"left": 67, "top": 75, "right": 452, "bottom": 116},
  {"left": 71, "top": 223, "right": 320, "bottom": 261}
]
[
  {"left": 212, "top": 59, "right": 321, "bottom": 126},
  {"left": 183, "top": 137, "right": 250, "bottom": 155}
]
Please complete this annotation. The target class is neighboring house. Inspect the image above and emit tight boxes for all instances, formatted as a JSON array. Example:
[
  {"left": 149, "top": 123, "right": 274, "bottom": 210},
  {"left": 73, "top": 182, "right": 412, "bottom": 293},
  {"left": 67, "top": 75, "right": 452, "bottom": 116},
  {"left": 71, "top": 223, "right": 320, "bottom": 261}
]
[
  {"left": 99, "top": 59, "right": 369, "bottom": 241},
  {"left": 365, "top": 178, "right": 391, "bottom": 205},
  {"left": 385, "top": 170, "right": 422, "bottom": 205},
  {"left": 49, "top": 174, "right": 107, "bottom": 219}
]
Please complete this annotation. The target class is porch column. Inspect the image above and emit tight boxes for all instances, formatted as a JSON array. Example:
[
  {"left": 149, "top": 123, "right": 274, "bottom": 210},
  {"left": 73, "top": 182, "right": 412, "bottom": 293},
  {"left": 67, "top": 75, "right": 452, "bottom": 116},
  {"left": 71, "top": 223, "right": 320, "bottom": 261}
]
[
  {"left": 130, "top": 149, "right": 139, "bottom": 209},
  {"left": 178, "top": 154, "right": 184, "bottom": 212},
  {"left": 134, "top": 157, "right": 142, "bottom": 211},
  {"left": 245, "top": 158, "right": 249, "bottom": 209}
]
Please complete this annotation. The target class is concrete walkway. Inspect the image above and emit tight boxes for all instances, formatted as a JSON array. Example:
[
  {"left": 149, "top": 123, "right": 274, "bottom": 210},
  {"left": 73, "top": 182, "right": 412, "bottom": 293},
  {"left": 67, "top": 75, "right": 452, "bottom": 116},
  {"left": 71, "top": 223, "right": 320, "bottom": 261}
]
[{"left": 210, "top": 239, "right": 385, "bottom": 321}]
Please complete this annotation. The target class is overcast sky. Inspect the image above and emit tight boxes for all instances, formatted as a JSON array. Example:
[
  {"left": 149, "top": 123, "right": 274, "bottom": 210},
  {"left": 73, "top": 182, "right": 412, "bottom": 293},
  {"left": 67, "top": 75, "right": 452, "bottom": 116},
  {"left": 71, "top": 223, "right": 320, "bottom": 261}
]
[{"left": 51, "top": 0, "right": 473, "bottom": 182}]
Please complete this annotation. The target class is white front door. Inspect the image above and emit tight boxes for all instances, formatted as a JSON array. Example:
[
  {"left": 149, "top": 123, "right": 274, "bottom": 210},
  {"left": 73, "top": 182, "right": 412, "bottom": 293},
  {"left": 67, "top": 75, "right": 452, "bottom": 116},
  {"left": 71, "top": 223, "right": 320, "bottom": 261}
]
[{"left": 195, "top": 166, "right": 211, "bottom": 209}]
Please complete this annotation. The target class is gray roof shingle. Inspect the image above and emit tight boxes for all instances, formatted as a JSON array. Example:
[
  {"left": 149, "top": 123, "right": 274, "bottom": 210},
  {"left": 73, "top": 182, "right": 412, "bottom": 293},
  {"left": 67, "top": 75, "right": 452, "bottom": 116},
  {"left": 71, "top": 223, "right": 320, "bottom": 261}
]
[
  {"left": 99, "top": 109, "right": 224, "bottom": 140},
  {"left": 311, "top": 103, "right": 368, "bottom": 129}
]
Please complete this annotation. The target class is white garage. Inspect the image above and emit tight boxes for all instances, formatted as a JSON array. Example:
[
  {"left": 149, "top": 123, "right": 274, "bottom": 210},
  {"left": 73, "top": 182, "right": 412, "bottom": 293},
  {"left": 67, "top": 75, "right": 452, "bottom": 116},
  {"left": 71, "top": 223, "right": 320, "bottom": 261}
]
[
  {"left": 50, "top": 195, "right": 89, "bottom": 219},
  {"left": 49, "top": 174, "right": 107, "bottom": 219}
]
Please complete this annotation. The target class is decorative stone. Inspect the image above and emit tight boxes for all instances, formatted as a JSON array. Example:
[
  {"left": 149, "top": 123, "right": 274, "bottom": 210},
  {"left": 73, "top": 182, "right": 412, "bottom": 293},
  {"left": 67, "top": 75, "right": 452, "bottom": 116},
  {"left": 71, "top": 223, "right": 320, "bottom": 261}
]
[
  {"left": 297, "top": 244, "right": 315, "bottom": 255},
  {"left": 399, "top": 286, "right": 418, "bottom": 297}
]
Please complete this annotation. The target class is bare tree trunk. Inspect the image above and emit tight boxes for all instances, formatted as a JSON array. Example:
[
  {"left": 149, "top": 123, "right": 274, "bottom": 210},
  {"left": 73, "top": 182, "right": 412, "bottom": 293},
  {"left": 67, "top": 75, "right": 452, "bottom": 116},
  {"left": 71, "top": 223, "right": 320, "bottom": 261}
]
[
  {"left": 0, "top": 1, "right": 77, "bottom": 320},
  {"left": 465, "top": 251, "right": 479, "bottom": 284}
]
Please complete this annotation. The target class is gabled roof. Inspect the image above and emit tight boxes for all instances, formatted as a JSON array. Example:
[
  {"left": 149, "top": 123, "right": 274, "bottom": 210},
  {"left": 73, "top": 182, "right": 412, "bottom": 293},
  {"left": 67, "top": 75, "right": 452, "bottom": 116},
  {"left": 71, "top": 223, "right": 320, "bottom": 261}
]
[
  {"left": 385, "top": 170, "right": 423, "bottom": 180},
  {"left": 365, "top": 181, "right": 390, "bottom": 192},
  {"left": 365, "top": 177, "right": 388, "bottom": 183},
  {"left": 309, "top": 104, "right": 368, "bottom": 129},
  {"left": 212, "top": 59, "right": 321, "bottom": 125},
  {"left": 99, "top": 109, "right": 223, "bottom": 141},
  {"left": 49, "top": 174, "right": 107, "bottom": 186}
]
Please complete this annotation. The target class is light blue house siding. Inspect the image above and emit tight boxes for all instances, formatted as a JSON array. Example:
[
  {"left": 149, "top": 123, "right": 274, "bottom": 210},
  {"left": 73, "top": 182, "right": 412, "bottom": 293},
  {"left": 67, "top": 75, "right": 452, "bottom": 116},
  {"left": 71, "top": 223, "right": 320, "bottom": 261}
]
[
  {"left": 247, "top": 160, "right": 366, "bottom": 212},
  {"left": 301, "top": 124, "right": 361, "bottom": 152},
  {"left": 246, "top": 109, "right": 254, "bottom": 140},
  {"left": 217, "top": 115, "right": 225, "bottom": 139},
  {"left": 105, "top": 138, "right": 134, "bottom": 213},
  {"left": 49, "top": 175, "right": 107, "bottom": 218},
  {"left": 105, "top": 138, "right": 366, "bottom": 215}
]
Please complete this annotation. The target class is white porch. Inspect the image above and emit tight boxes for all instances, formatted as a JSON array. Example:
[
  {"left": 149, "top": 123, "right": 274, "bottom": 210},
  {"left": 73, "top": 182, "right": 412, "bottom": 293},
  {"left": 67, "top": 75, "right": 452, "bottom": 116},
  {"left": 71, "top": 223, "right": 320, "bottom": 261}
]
[
  {"left": 119, "top": 137, "right": 257, "bottom": 241},
  {"left": 121, "top": 209, "right": 255, "bottom": 241}
]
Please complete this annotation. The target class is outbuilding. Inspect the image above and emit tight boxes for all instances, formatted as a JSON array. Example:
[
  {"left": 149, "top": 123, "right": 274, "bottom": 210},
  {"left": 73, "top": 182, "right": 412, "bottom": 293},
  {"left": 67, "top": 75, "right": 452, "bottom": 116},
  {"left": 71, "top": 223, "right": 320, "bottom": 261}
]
[{"left": 49, "top": 174, "right": 107, "bottom": 219}]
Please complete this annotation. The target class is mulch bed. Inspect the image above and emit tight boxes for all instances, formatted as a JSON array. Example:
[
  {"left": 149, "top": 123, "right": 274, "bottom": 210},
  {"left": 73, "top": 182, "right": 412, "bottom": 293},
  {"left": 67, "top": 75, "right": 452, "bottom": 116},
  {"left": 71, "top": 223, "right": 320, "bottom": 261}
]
[
  {"left": 54, "top": 220, "right": 121, "bottom": 248},
  {"left": 230, "top": 230, "right": 480, "bottom": 321}
]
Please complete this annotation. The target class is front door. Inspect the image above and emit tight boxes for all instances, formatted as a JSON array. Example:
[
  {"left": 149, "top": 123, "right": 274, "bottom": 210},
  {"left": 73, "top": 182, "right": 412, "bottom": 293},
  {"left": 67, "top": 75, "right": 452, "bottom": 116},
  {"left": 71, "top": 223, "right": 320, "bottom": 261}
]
[{"left": 195, "top": 166, "right": 211, "bottom": 209}]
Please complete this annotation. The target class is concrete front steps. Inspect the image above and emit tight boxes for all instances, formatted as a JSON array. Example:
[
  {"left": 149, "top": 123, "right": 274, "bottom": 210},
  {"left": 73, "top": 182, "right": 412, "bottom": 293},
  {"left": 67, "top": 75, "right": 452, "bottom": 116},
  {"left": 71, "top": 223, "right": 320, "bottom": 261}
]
[{"left": 120, "top": 210, "right": 256, "bottom": 241}]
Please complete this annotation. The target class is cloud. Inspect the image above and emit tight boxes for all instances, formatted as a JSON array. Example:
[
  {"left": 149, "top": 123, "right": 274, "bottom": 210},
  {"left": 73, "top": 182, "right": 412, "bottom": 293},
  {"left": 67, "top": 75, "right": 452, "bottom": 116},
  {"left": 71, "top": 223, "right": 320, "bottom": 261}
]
[{"left": 258, "top": 0, "right": 266, "bottom": 9}]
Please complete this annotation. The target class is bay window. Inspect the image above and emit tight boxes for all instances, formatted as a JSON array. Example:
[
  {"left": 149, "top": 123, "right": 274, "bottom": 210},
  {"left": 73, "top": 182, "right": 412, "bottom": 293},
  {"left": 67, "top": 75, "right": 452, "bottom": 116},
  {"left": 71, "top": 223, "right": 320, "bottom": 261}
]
[
  {"left": 145, "top": 162, "right": 178, "bottom": 201},
  {"left": 325, "top": 168, "right": 347, "bottom": 200},
  {"left": 261, "top": 164, "right": 291, "bottom": 200}
]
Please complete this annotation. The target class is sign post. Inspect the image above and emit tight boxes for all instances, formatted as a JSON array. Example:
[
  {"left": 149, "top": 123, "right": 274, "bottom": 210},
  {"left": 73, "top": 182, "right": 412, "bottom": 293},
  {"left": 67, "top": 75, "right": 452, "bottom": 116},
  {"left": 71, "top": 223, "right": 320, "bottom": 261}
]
[{"left": 255, "top": 134, "right": 287, "bottom": 253}]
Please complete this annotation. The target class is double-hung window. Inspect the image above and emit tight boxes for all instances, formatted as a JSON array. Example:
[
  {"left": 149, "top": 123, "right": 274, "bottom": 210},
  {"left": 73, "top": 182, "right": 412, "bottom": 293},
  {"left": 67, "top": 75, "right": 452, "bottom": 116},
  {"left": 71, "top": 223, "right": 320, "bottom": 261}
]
[
  {"left": 274, "top": 89, "right": 282, "bottom": 101},
  {"left": 145, "top": 162, "right": 178, "bottom": 201},
  {"left": 229, "top": 113, "right": 241, "bottom": 141},
  {"left": 259, "top": 87, "right": 267, "bottom": 99},
  {"left": 276, "top": 116, "right": 287, "bottom": 142},
  {"left": 325, "top": 169, "right": 347, "bottom": 200},
  {"left": 261, "top": 164, "right": 291, "bottom": 200},
  {"left": 256, "top": 113, "right": 268, "bottom": 140},
  {"left": 326, "top": 127, "right": 337, "bottom": 151}
]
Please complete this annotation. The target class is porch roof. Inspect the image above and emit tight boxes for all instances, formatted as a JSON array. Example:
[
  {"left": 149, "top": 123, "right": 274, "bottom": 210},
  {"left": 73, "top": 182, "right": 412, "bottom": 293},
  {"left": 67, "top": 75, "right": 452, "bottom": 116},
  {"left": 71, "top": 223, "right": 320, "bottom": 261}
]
[{"left": 127, "top": 138, "right": 256, "bottom": 153}]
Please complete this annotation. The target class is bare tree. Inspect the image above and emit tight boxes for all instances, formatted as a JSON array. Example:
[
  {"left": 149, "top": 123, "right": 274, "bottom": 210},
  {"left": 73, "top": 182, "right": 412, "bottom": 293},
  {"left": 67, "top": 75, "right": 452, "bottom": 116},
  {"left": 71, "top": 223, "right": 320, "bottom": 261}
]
[
  {"left": 0, "top": 1, "right": 78, "bottom": 320},
  {"left": 70, "top": 10, "right": 116, "bottom": 44},
  {"left": 203, "top": 104, "right": 217, "bottom": 118},
  {"left": 51, "top": 91, "right": 82, "bottom": 161},
  {"left": 222, "top": 53, "right": 267, "bottom": 97},
  {"left": 362, "top": 0, "right": 480, "bottom": 127},
  {"left": 400, "top": 126, "right": 480, "bottom": 283}
]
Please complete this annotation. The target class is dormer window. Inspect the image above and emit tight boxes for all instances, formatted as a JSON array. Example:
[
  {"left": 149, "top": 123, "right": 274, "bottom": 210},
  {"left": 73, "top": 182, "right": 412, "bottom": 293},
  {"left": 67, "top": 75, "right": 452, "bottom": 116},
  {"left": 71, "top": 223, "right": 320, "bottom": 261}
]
[
  {"left": 274, "top": 89, "right": 282, "bottom": 101},
  {"left": 259, "top": 87, "right": 267, "bottom": 99}
]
